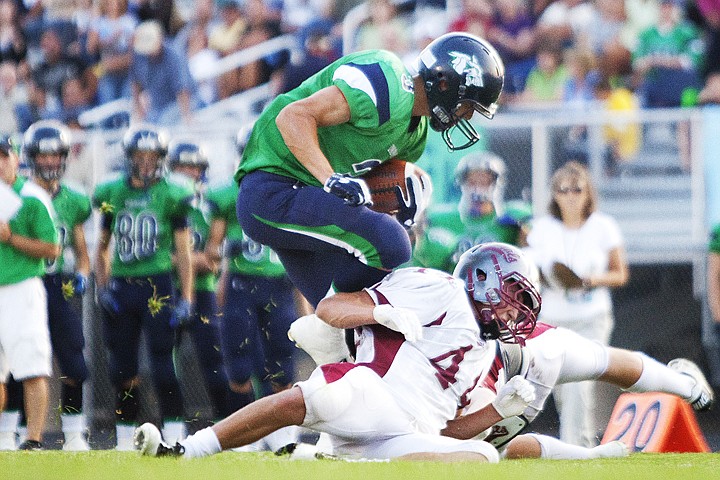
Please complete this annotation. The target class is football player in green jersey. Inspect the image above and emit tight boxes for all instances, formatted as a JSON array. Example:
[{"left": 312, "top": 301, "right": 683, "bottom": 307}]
[
  {"left": 0, "top": 134, "right": 60, "bottom": 451},
  {"left": 23, "top": 120, "right": 92, "bottom": 450},
  {"left": 93, "top": 124, "right": 194, "bottom": 450},
  {"left": 413, "top": 151, "right": 531, "bottom": 273},
  {"left": 235, "top": 32, "right": 506, "bottom": 307},
  {"left": 204, "top": 132, "right": 303, "bottom": 453},
  {"left": 167, "top": 140, "right": 234, "bottom": 421}
]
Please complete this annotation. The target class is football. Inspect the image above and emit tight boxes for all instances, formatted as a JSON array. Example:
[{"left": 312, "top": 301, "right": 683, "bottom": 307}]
[{"left": 361, "top": 159, "right": 431, "bottom": 214}]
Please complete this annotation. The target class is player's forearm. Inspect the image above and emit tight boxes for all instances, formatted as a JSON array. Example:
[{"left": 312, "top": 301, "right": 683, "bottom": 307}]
[
  {"left": 95, "top": 251, "right": 110, "bottom": 288},
  {"left": 442, "top": 404, "right": 502, "bottom": 440},
  {"left": 316, "top": 291, "right": 378, "bottom": 329},
  {"left": 73, "top": 225, "right": 91, "bottom": 276},
  {"left": 708, "top": 254, "right": 720, "bottom": 322},
  {"left": 192, "top": 251, "right": 218, "bottom": 275},
  {"left": 205, "top": 220, "right": 227, "bottom": 264},
  {"left": 174, "top": 229, "right": 195, "bottom": 302},
  {"left": 2, "top": 232, "right": 60, "bottom": 260},
  {"left": 276, "top": 108, "right": 334, "bottom": 183}
]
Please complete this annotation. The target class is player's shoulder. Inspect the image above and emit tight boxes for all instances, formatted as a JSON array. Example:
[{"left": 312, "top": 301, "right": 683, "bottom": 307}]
[
  {"left": 382, "top": 266, "right": 463, "bottom": 291},
  {"left": 165, "top": 172, "right": 195, "bottom": 191},
  {"left": 93, "top": 172, "right": 126, "bottom": 193},
  {"left": 60, "top": 181, "right": 90, "bottom": 200},
  {"left": 341, "top": 49, "right": 404, "bottom": 67},
  {"left": 17, "top": 177, "right": 54, "bottom": 213}
]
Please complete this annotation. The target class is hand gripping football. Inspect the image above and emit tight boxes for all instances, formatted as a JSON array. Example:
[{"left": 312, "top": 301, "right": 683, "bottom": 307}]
[{"left": 360, "top": 159, "right": 432, "bottom": 215}]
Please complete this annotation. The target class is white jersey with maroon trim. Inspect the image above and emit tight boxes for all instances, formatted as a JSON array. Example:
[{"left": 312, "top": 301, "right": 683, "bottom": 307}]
[{"left": 358, "top": 267, "right": 494, "bottom": 434}]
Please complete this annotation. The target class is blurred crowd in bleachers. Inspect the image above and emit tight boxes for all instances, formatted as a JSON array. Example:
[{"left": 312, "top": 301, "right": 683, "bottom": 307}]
[{"left": 0, "top": 0, "right": 719, "bottom": 136}]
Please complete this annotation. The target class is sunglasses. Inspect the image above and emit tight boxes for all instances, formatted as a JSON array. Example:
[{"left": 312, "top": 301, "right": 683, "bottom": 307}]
[{"left": 555, "top": 186, "right": 584, "bottom": 195}]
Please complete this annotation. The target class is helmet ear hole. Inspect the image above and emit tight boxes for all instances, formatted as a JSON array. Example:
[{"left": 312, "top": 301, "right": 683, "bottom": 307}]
[
  {"left": 438, "top": 78, "right": 449, "bottom": 92},
  {"left": 475, "top": 268, "right": 487, "bottom": 281}
]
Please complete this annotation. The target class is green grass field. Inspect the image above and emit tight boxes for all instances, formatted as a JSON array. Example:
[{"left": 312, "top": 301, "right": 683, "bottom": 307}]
[{"left": 1, "top": 451, "right": 719, "bottom": 480}]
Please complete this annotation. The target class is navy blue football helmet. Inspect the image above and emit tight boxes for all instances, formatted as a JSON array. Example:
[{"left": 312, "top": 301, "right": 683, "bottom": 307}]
[
  {"left": 168, "top": 140, "right": 209, "bottom": 183},
  {"left": 122, "top": 124, "right": 169, "bottom": 185},
  {"left": 22, "top": 120, "right": 71, "bottom": 181},
  {"left": 417, "top": 32, "right": 505, "bottom": 151}
]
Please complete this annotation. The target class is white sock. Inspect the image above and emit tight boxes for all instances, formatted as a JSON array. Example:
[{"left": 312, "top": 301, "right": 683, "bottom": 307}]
[
  {"left": 625, "top": 354, "right": 694, "bottom": 399},
  {"left": 162, "top": 421, "right": 186, "bottom": 445},
  {"left": 182, "top": 427, "right": 222, "bottom": 459},
  {"left": 0, "top": 410, "right": 20, "bottom": 433},
  {"left": 116, "top": 424, "right": 136, "bottom": 449},
  {"left": 530, "top": 433, "right": 595, "bottom": 459},
  {"left": 62, "top": 413, "right": 86, "bottom": 434},
  {"left": 263, "top": 425, "right": 299, "bottom": 453},
  {"left": 315, "top": 432, "right": 334, "bottom": 455}
]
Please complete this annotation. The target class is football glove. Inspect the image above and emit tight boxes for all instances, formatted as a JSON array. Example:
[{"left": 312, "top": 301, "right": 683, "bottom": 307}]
[
  {"left": 394, "top": 174, "right": 424, "bottom": 228},
  {"left": 97, "top": 287, "right": 120, "bottom": 318},
  {"left": 170, "top": 299, "right": 193, "bottom": 328},
  {"left": 323, "top": 173, "right": 373, "bottom": 207},
  {"left": 492, "top": 376, "right": 536, "bottom": 418},
  {"left": 72, "top": 273, "right": 88, "bottom": 296},
  {"left": 373, "top": 304, "right": 423, "bottom": 342}
]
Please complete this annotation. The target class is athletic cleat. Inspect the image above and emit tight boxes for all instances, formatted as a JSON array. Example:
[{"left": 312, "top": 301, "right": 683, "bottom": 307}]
[
  {"left": 274, "top": 443, "right": 297, "bottom": 456},
  {"left": 134, "top": 423, "right": 184, "bottom": 457},
  {"left": 668, "top": 358, "right": 715, "bottom": 411},
  {"left": 590, "top": 441, "right": 630, "bottom": 459},
  {"left": 18, "top": 440, "right": 43, "bottom": 451}
]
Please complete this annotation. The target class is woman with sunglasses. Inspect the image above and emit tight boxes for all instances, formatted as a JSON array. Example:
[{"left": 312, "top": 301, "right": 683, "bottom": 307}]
[{"left": 524, "top": 160, "right": 629, "bottom": 448}]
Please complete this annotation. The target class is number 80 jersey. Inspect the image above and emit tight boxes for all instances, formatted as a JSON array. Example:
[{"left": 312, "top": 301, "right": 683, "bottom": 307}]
[{"left": 92, "top": 173, "right": 195, "bottom": 277}]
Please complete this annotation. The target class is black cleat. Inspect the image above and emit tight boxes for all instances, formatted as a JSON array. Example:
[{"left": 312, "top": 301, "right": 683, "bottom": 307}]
[{"left": 18, "top": 440, "right": 43, "bottom": 451}]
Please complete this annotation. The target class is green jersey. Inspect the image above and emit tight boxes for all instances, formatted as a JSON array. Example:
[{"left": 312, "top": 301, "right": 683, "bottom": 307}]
[
  {"left": 207, "top": 181, "right": 285, "bottom": 277},
  {"left": 46, "top": 183, "right": 92, "bottom": 275},
  {"left": 93, "top": 174, "right": 194, "bottom": 278},
  {"left": 0, "top": 176, "right": 58, "bottom": 285},
  {"left": 187, "top": 193, "right": 216, "bottom": 292},
  {"left": 413, "top": 205, "right": 522, "bottom": 273},
  {"left": 235, "top": 49, "right": 428, "bottom": 185}
]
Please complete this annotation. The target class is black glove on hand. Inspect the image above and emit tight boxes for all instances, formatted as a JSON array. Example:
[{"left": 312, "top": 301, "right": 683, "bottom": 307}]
[
  {"left": 323, "top": 173, "right": 373, "bottom": 207},
  {"left": 394, "top": 174, "right": 424, "bottom": 228}
]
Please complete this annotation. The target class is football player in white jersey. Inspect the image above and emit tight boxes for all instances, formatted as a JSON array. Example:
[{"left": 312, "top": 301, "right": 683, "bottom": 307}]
[
  {"left": 442, "top": 322, "right": 715, "bottom": 460},
  {"left": 133, "top": 242, "right": 540, "bottom": 461}
]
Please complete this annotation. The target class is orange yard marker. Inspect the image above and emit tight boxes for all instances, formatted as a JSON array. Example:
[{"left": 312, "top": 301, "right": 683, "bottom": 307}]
[{"left": 601, "top": 392, "right": 710, "bottom": 453}]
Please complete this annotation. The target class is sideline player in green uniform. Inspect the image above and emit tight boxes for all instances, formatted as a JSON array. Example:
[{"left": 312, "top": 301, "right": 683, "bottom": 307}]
[
  {"left": 235, "top": 32, "right": 506, "bottom": 307},
  {"left": 166, "top": 140, "right": 233, "bottom": 422},
  {"left": 413, "top": 152, "right": 531, "bottom": 273},
  {"left": 205, "top": 134, "right": 302, "bottom": 452},
  {"left": 23, "top": 121, "right": 92, "bottom": 450},
  {"left": 0, "top": 134, "right": 59, "bottom": 451},
  {"left": 93, "top": 124, "right": 194, "bottom": 450}
]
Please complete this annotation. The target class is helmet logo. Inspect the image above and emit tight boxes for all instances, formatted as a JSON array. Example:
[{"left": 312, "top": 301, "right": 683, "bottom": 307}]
[
  {"left": 401, "top": 74, "right": 414, "bottom": 93},
  {"left": 136, "top": 135, "right": 161, "bottom": 151},
  {"left": 38, "top": 137, "right": 64, "bottom": 153},
  {"left": 449, "top": 52, "right": 485, "bottom": 88}
]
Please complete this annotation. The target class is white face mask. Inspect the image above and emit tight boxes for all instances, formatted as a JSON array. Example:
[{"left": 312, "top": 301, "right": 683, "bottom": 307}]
[{"left": 459, "top": 169, "right": 502, "bottom": 217}]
